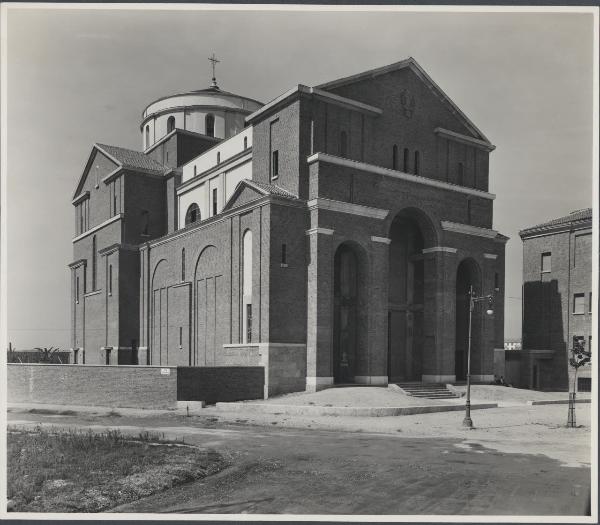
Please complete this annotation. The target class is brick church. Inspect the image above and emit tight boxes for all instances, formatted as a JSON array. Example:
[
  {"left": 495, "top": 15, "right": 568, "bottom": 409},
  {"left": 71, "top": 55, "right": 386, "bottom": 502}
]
[{"left": 69, "top": 57, "right": 506, "bottom": 396}]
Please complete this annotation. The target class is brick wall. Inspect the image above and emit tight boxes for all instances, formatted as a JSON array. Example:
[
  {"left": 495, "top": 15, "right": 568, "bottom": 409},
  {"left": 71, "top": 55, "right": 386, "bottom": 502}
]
[
  {"left": 177, "top": 366, "right": 264, "bottom": 403},
  {"left": 8, "top": 364, "right": 178, "bottom": 409}
]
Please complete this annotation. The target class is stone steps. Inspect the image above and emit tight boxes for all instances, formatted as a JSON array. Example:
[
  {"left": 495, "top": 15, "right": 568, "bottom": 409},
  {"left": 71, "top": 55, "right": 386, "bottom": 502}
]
[{"left": 394, "top": 383, "right": 459, "bottom": 400}]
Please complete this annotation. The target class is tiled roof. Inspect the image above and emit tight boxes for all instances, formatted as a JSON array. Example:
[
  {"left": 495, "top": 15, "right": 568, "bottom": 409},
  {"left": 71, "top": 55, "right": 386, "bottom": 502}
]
[
  {"left": 96, "top": 143, "right": 169, "bottom": 175},
  {"left": 248, "top": 180, "right": 298, "bottom": 199},
  {"left": 520, "top": 208, "right": 592, "bottom": 237}
]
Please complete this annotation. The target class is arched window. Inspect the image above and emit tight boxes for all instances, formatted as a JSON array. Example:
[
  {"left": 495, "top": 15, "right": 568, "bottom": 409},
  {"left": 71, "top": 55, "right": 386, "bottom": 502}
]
[
  {"left": 181, "top": 248, "right": 186, "bottom": 281},
  {"left": 205, "top": 114, "right": 215, "bottom": 137},
  {"left": 243, "top": 136, "right": 248, "bottom": 150},
  {"left": 457, "top": 162, "right": 464, "bottom": 186},
  {"left": 145, "top": 125, "right": 150, "bottom": 148},
  {"left": 392, "top": 145, "right": 398, "bottom": 170},
  {"left": 414, "top": 151, "right": 420, "bottom": 175},
  {"left": 167, "top": 116, "right": 175, "bottom": 133},
  {"left": 242, "top": 230, "right": 253, "bottom": 343},
  {"left": 92, "top": 235, "right": 97, "bottom": 291},
  {"left": 340, "top": 131, "right": 348, "bottom": 158},
  {"left": 403, "top": 148, "right": 410, "bottom": 172},
  {"left": 185, "top": 203, "right": 200, "bottom": 226}
]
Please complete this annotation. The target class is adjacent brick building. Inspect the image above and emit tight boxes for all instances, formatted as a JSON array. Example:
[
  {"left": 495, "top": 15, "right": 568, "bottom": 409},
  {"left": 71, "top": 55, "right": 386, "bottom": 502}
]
[
  {"left": 69, "top": 58, "right": 507, "bottom": 395},
  {"left": 519, "top": 208, "right": 593, "bottom": 391}
]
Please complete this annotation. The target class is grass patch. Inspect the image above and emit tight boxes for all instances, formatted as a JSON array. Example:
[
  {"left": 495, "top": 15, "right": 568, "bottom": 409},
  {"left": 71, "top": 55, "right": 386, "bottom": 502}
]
[{"left": 8, "top": 426, "right": 228, "bottom": 512}]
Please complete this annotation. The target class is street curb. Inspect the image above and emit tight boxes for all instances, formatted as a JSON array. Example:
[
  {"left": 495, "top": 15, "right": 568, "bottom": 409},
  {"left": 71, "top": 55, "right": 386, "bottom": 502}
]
[
  {"left": 214, "top": 402, "right": 499, "bottom": 417},
  {"left": 527, "top": 399, "right": 592, "bottom": 406}
]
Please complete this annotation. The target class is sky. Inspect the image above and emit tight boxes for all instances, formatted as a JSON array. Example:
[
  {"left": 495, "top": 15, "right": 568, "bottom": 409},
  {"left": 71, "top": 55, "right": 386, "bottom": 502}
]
[{"left": 3, "top": 6, "right": 596, "bottom": 349}]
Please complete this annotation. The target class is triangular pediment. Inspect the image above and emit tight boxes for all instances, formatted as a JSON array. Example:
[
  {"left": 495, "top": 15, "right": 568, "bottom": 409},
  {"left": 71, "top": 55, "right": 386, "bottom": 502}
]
[
  {"left": 222, "top": 180, "right": 268, "bottom": 212},
  {"left": 317, "top": 57, "right": 491, "bottom": 145},
  {"left": 72, "top": 145, "right": 119, "bottom": 200}
]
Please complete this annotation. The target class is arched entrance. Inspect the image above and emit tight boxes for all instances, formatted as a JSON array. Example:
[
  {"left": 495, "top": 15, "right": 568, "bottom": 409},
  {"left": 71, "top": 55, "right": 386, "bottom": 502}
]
[
  {"left": 333, "top": 243, "right": 366, "bottom": 384},
  {"left": 455, "top": 259, "right": 481, "bottom": 380},
  {"left": 387, "top": 212, "right": 426, "bottom": 382}
]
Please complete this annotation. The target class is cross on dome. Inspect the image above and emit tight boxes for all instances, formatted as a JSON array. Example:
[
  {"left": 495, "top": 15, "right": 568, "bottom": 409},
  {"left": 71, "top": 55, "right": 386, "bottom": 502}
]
[{"left": 209, "top": 53, "right": 220, "bottom": 88}]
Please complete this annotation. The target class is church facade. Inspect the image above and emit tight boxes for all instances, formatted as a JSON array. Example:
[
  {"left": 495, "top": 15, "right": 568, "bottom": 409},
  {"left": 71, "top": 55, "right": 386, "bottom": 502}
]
[{"left": 69, "top": 58, "right": 506, "bottom": 396}]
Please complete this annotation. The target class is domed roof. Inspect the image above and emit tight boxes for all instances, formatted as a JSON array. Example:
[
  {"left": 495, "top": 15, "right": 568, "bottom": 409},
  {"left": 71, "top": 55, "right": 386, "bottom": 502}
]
[{"left": 141, "top": 84, "right": 263, "bottom": 123}]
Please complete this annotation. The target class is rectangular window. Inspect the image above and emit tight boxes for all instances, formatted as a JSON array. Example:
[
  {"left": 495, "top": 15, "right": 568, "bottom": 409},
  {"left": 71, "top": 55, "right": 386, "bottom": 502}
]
[
  {"left": 541, "top": 252, "right": 551, "bottom": 273},
  {"left": 246, "top": 304, "right": 252, "bottom": 343},
  {"left": 589, "top": 292, "right": 593, "bottom": 313},
  {"left": 108, "top": 265, "right": 113, "bottom": 296},
  {"left": 212, "top": 188, "right": 218, "bottom": 216},
  {"left": 573, "top": 293, "right": 585, "bottom": 314},
  {"left": 141, "top": 210, "right": 149, "bottom": 235},
  {"left": 179, "top": 326, "right": 182, "bottom": 348},
  {"left": 105, "top": 348, "right": 111, "bottom": 365},
  {"left": 271, "top": 150, "right": 279, "bottom": 179},
  {"left": 281, "top": 244, "right": 287, "bottom": 266}
]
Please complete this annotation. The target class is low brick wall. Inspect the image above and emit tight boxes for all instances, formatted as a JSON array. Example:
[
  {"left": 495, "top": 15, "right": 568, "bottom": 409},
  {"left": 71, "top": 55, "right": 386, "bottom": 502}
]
[
  {"left": 7, "top": 364, "right": 177, "bottom": 409},
  {"left": 177, "top": 367, "right": 264, "bottom": 404}
]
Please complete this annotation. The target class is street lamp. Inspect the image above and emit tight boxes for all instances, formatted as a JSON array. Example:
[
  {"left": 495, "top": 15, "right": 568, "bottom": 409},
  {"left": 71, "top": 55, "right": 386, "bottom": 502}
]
[{"left": 463, "top": 284, "right": 494, "bottom": 428}]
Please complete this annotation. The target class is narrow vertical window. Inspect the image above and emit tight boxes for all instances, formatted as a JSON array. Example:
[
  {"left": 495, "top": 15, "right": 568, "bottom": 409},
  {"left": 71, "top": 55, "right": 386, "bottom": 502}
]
[
  {"left": 392, "top": 145, "right": 398, "bottom": 170},
  {"left": 206, "top": 114, "right": 215, "bottom": 137},
  {"left": 589, "top": 292, "right": 593, "bottom": 313},
  {"left": 179, "top": 326, "right": 183, "bottom": 348},
  {"left": 141, "top": 210, "right": 149, "bottom": 235},
  {"left": 212, "top": 188, "right": 218, "bottom": 216},
  {"left": 181, "top": 248, "right": 186, "bottom": 281},
  {"left": 105, "top": 348, "right": 111, "bottom": 366},
  {"left": 167, "top": 116, "right": 175, "bottom": 133},
  {"left": 340, "top": 131, "right": 348, "bottom": 158},
  {"left": 349, "top": 175, "right": 355, "bottom": 203},
  {"left": 242, "top": 230, "right": 253, "bottom": 344},
  {"left": 79, "top": 204, "right": 83, "bottom": 234},
  {"left": 217, "top": 152, "right": 221, "bottom": 164},
  {"left": 108, "top": 264, "right": 112, "bottom": 295},
  {"left": 403, "top": 148, "right": 410, "bottom": 172},
  {"left": 113, "top": 183, "right": 118, "bottom": 216},
  {"left": 573, "top": 293, "right": 585, "bottom": 314},
  {"left": 243, "top": 136, "right": 248, "bottom": 149},
  {"left": 414, "top": 150, "right": 420, "bottom": 175},
  {"left": 92, "top": 235, "right": 97, "bottom": 291},
  {"left": 145, "top": 125, "right": 150, "bottom": 148},
  {"left": 467, "top": 199, "right": 472, "bottom": 224},
  {"left": 281, "top": 244, "right": 287, "bottom": 266},
  {"left": 193, "top": 165, "right": 197, "bottom": 177},
  {"left": 457, "top": 162, "right": 464, "bottom": 186},
  {"left": 76, "top": 276, "right": 80, "bottom": 304},
  {"left": 246, "top": 304, "right": 253, "bottom": 344},
  {"left": 494, "top": 272, "right": 500, "bottom": 291},
  {"left": 271, "top": 150, "right": 279, "bottom": 179}
]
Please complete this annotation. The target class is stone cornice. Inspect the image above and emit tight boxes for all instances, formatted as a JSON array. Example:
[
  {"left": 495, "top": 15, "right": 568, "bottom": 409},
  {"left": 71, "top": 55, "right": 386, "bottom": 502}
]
[
  {"left": 441, "top": 220, "right": 498, "bottom": 239},
  {"left": 371, "top": 236, "right": 392, "bottom": 244},
  {"left": 434, "top": 127, "right": 496, "bottom": 152},
  {"left": 72, "top": 214, "right": 122, "bottom": 244},
  {"left": 422, "top": 246, "right": 457, "bottom": 254},
  {"left": 72, "top": 191, "right": 90, "bottom": 206},
  {"left": 307, "top": 198, "right": 388, "bottom": 220},
  {"left": 306, "top": 227, "right": 335, "bottom": 236},
  {"left": 68, "top": 259, "right": 87, "bottom": 269},
  {"left": 307, "top": 153, "right": 496, "bottom": 201}
]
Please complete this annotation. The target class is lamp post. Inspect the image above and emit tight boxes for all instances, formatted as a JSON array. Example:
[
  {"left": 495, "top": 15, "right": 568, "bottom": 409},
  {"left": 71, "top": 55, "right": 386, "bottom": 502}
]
[{"left": 463, "top": 284, "right": 494, "bottom": 428}]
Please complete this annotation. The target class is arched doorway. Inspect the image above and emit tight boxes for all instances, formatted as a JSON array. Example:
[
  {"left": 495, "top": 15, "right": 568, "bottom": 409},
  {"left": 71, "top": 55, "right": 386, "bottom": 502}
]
[
  {"left": 455, "top": 259, "right": 481, "bottom": 380},
  {"left": 333, "top": 243, "right": 366, "bottom": 384},
  {"left": 387, "top": 212, "right": 427, "bottom": 382}
]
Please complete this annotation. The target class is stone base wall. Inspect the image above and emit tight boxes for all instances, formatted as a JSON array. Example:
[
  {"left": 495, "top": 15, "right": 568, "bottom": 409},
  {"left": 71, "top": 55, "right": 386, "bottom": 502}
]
[
  {"left": 220, "top": 343, "right": 307, "bottom": 397},
  {"left": 8, "top": 364, "right": 177, "bottom": 409}
]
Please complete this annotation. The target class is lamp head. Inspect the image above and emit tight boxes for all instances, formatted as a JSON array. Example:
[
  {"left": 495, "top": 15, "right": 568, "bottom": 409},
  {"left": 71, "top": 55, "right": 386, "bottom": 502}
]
[{"left": 486, "top": 296, "right": 494, "bottom": 315}]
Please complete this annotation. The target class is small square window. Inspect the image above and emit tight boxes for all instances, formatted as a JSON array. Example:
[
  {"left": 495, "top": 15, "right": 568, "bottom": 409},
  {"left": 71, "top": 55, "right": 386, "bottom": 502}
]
[
  {"left": 541, "top": 252, "right": 551, "bottom": 273},
  {"left": 573, "top": 293, "right": 585, "bottom": 314}
]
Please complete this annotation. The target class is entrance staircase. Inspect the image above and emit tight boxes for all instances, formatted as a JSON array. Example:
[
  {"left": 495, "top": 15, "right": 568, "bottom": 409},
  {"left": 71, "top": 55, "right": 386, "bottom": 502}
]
[{"left": 394, "top": 383, "right": 460, "bottom": 400}]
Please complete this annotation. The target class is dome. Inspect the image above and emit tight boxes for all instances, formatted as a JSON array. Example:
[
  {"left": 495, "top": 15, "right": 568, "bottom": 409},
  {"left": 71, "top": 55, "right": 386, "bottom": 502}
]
[{"left": 141, "top": 84, "right": 263, "bottom": 151}]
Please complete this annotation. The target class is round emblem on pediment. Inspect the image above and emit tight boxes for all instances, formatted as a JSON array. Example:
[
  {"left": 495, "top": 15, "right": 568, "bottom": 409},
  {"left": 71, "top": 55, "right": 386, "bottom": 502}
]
[{"left": 400, "top": 89, "right": 416, "bottom": 119}]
